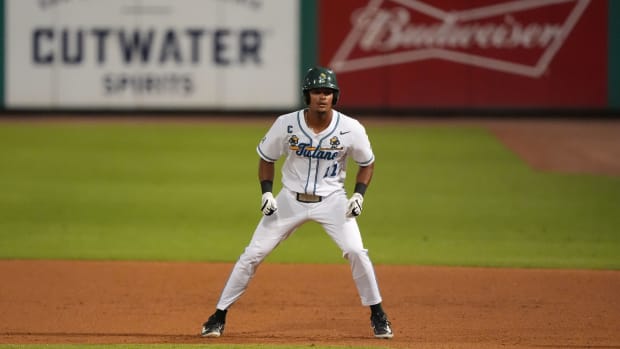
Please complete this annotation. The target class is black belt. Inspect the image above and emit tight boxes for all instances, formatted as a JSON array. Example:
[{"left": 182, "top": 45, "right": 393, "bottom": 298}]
[{"left": 296, "top": 193, "right": 322, "bottom": 203}]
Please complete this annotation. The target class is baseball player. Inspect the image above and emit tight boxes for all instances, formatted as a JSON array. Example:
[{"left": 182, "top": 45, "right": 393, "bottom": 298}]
[{"left": 201, "top": 66, "right": 393, "bottom": 339}]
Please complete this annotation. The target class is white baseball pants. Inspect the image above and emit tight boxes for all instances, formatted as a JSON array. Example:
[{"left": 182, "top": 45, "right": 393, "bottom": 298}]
[{"left": 215, "top": 188, "right": 383, "bottom": 310}]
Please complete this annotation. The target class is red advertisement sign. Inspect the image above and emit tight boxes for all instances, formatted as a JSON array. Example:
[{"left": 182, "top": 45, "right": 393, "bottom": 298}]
[{"left": 319, "top": 0, "right": 607, "bottom": 108}]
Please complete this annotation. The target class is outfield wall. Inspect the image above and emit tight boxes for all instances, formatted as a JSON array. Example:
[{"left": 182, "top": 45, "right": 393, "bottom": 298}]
[{"left": 1, "top": 0, "right": 619, "bottom": 113}]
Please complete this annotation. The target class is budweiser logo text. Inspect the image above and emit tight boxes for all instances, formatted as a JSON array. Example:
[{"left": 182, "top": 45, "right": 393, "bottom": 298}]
[
  {"left": 358, "top": 11, "right": 563, "bottom": 51},
  {"left": 330, "top": 0, "right": 591, "bottom": 77}
]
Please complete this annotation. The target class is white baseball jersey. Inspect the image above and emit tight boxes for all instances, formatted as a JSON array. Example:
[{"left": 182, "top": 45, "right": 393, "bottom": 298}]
[{"left": 256, "top": 109, "right": 375, "bottom": 197}]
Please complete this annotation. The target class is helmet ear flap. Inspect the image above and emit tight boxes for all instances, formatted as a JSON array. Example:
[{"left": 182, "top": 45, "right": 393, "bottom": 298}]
[{"left": 304, "top": 91, "right": 310, "bottom": 105}]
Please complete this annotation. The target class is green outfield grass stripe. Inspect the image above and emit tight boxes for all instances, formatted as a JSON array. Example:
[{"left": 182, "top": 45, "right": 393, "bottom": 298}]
[{"left": 0, "top": 124, "right": 618, "bottom": 269}]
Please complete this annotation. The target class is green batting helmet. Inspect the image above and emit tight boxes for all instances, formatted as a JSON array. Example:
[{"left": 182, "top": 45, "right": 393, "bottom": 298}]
[{"left": 302, "top": 66, "right": 340, "bottom": 105}]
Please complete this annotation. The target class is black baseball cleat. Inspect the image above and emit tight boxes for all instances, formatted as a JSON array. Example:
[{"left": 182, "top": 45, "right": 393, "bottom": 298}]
[
  {"left": 370, "top": 312, "right": 394, "bottom": 339},
  {"left": 201, "top": 314, "right": 225, "bottom": 338}
]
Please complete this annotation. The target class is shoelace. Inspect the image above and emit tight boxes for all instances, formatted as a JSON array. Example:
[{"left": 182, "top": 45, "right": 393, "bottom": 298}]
[
  {"left": 206, "top": 315, "right": 223, "bottom": 326},
  {"left": 372, "top": 314, "right": 391, "bottom": 327}
]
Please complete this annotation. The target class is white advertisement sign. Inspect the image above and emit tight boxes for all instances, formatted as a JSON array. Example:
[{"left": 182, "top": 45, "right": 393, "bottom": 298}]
[{"left": 6, "top": 0, "right": 299, "bottom": 109}]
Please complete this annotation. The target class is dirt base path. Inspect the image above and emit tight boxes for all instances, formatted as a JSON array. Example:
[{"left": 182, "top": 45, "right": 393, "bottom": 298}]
[
  {"left": 1, "top": 260, "right": 619, "bottom": 349},
  {"left": 486, "top": 119, "right": 620, "bottom": 176}
]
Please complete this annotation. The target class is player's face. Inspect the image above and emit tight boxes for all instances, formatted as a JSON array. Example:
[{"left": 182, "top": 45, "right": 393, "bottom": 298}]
[{"left": 308, "top": 88, "right": 334, "bottom": 112}]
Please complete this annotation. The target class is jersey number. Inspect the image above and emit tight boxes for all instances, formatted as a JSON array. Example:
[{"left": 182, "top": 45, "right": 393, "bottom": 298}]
[{"left": 324, "top": 163, "right": 339, "bottom": 178}]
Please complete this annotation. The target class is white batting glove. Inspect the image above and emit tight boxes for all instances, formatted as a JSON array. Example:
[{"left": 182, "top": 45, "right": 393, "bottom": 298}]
[
  {"left": 346, "top": 193, "right": 364, "bottom": 217},
  {"left": 261, "top": 192, "right": 278, "bottom": 216}
]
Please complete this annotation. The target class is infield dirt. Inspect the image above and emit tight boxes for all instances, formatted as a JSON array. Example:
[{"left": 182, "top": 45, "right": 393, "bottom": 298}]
[{"left": 1, "top": 260, "right": 619, "bottom": 349}]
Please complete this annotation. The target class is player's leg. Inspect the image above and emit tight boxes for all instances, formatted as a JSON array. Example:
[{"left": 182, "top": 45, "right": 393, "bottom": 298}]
[
  {"left": 314, "top": 191, "right": 393, "bottom": 338},
  {"left": 314, "top": 191, "right": 381, "bottom": 305},
  {"left": 202, "top": 190, "right": 306, "bottom": 337},
  {"left": 216, "top": 190, "right": 304, "bottom": 309}
]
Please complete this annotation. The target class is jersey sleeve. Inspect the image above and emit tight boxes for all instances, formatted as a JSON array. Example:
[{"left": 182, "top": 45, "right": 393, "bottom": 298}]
[
  {"left": 350, "top": 122, "right": 375, "bottom": 166},
  {"left": 256, "top": 116, "right": 285, "bottom": 162}
]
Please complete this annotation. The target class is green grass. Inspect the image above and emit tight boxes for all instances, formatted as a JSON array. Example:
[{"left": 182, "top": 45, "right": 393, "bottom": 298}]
[
  {"left": 361, "top": 126, "right": 620, "bottom": 269},
  {"left": 0, "top": 122, "right": 619, "bottom": 269}
]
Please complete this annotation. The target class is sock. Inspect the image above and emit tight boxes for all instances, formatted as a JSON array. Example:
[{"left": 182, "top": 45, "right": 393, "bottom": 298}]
[
  {"left": 370, "top": 303, "right": 384, "bottom": 316},
  {"left": 214, "top": 308, "right": 227, "bottom": 321}
]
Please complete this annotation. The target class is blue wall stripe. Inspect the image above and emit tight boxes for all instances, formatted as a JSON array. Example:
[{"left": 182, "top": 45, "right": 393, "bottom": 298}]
[{"left": 299, "top": 0, "right": 317, "bottom": 107}]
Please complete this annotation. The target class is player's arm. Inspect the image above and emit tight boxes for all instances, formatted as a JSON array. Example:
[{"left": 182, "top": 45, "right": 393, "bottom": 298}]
[
  {"left": 258, "top": 159, "right": 277, "bottom": 216},
  {"left": 259, "top": 158, "right": 275, "bottom": 185},
  {"left": 354, "top": 162, "right": 374, "bottom": 194},
  {"left": 347, "top": 162, "right": 374, "bottom": 217}
]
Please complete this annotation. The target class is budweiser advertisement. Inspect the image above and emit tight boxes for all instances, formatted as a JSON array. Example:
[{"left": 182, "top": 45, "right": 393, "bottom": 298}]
[{"left": 320, "top": 0, "right": 607, "bottom": 109}]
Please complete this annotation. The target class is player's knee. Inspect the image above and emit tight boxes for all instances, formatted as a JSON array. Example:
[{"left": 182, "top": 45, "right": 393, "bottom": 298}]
[
  {"left": 238, "top": 247, "right": 268, "bottom": 267},
  {"left": 342, "top": 248, "right": 368, "bottom": 262}
]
